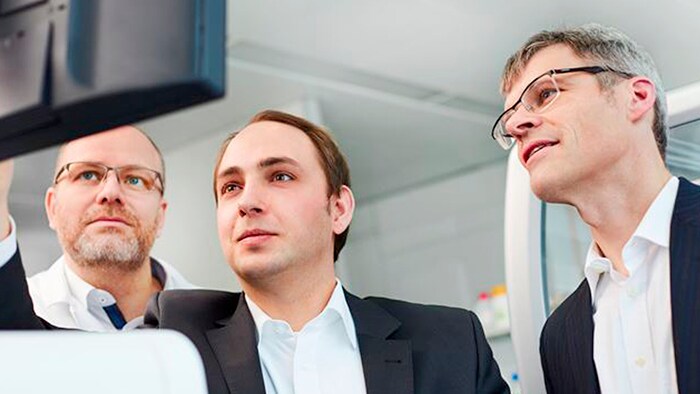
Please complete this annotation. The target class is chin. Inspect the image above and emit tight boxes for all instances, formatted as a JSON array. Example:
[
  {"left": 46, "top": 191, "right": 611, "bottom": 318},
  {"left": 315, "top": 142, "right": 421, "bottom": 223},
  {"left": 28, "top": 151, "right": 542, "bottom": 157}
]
[
  {"left": 229, "top": 255, "right": 286, "bottom": 282},
  {"left": 529, "top": 173, "right": 569, "bottom": 204}
]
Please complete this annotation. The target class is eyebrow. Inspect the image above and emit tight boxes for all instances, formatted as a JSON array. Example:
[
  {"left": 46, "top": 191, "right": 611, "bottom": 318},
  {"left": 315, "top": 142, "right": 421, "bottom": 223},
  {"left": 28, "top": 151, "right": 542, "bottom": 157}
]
[
  {"left": 259, "top": 156, "right": 300, "bottom": 169},
  {"left": 217, "top": 156, "right": 302, "bottom": 181}
]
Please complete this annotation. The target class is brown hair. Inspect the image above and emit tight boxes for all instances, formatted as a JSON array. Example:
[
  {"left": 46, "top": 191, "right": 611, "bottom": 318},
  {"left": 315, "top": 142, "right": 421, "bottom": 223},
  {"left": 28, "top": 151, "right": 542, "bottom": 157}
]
[
  {"left": 500, "top": 23, "right": 668, "bottom": 158},
  {"left": 213, "top": 110, "right": 351, "bottom": 261}
]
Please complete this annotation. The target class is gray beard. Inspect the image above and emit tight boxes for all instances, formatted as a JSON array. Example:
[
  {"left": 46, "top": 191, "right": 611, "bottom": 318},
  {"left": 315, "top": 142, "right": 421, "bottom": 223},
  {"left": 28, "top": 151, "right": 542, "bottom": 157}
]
[{"left": 69, "top": 229, "right": 147, "bottom": 272}]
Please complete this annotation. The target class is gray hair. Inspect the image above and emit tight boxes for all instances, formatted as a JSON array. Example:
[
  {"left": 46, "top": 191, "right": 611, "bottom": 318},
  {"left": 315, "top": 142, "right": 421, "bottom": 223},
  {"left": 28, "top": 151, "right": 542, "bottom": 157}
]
[{"left": 500, "top": 23, "right": 667, "bottom": 158}]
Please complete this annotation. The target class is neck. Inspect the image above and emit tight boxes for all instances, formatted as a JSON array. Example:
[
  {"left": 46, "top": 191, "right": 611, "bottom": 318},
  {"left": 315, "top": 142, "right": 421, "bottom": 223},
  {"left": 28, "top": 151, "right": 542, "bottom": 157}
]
[
  {"left": 241, "top": 260, "right": 337, "bottom": 332},
  {"left": 64, "top": 256, "right": 162, "bottom": 321},
  {"left": 572, "top": 160, "right": 671, "bottom": 275}
]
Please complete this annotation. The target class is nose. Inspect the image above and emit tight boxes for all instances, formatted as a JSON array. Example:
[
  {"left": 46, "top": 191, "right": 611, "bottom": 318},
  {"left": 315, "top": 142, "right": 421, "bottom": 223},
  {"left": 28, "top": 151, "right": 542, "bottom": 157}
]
[
  {"left": 505, "top": 105, "right": 543, "bottom": 140},
  {"left": 237, "top": 182, "right": 265, "bottom": 218},
  {"left": 94, "top": 170, "right": 125, "bottom": 205}
]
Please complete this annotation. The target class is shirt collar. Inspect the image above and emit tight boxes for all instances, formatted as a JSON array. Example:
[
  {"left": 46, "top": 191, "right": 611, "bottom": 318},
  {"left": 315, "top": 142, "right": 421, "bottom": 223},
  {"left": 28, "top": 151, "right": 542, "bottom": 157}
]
[
  {"left": 634, "top": 176, "right": 678, "bottom": 248},
  {"left": 0, "top": 216, "right": 18, "bottom": 263},
  {"left": 149, "top": 258, "right": 168, "bottom": 288},
  {"left": 62, "top": 257, "right": 97, "bottom": 310},
  {"left": 245, "top": 279, "right": 359, "bottom": 349},
  {"left": 54, "top": 256, "right": 171, "bottom": 308},
  {"left": 584, "top": 176, "right": 679, "bottom": 299}
]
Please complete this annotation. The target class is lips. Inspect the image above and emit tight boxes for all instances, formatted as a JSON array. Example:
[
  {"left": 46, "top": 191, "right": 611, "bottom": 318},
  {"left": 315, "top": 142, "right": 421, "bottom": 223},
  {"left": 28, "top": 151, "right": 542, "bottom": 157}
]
[
  {"left": 89, "top": 216, "right": 131, "bottom": 226},
  {"left": 236, "top": 229, "right": 277, "bottom": 242},
  {"left": 521, "top": 140, "right": 559, "bottom": 164}
]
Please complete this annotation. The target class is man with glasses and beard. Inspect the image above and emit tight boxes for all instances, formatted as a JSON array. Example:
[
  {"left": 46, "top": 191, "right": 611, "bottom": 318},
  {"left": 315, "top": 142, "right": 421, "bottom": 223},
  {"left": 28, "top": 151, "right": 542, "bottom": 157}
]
[
  {"left": 494, "top": 24, "right": 700, "bottom": 393},
  {"left": 0, "top": 126, "right": 194, "bottom": 331}
]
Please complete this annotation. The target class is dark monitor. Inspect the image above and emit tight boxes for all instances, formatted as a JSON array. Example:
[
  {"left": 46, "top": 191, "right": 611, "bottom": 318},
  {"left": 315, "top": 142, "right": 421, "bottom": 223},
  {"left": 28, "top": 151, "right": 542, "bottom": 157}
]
[{"left": 0, "top": 0, "right": 226, "bottom": 159}]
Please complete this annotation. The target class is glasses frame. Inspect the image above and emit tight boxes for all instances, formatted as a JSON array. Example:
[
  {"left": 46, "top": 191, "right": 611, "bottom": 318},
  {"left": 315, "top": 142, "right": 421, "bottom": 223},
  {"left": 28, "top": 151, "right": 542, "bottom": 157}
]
[
  {"left": 53, "top": 161, "right": 165, "bottom": 195},
  {"left": 492, "top": 66, "right": 635, "bottom": 150}
]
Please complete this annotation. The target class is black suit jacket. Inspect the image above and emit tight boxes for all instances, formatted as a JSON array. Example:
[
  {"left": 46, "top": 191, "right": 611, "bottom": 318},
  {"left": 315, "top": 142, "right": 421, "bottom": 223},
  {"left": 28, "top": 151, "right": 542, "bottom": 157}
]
[
  {"left": 0, "top": 252, "right": 509, "bottom": 394},
  {"left": 540, "top": 177, "right": 700, "bottom": 394}
]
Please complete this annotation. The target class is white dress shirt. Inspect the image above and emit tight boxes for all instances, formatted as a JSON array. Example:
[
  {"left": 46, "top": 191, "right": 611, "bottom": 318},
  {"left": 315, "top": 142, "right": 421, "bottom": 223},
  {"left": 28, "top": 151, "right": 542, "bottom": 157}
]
[
  {"left": 0, "top": 219, "right": 196, "bottom": 331},
  {"left": 27, "top": 254, "right": 196, "bottom": 331},
  {"left": 584, "top": 177, "right": 679, "bottom": 394},
  {"left": 246, "top": 280, "right": 367, "bottom": 394}
]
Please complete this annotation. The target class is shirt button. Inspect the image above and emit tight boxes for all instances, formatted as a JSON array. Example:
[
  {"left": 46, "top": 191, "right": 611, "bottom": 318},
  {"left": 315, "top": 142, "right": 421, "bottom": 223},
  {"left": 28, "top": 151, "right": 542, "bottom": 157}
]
[
  {"left": 627, "top": 287, "right": 638, "bottom": 297},
  {"left": 635, "top": 357, "right": 646, "bottom": 367}
]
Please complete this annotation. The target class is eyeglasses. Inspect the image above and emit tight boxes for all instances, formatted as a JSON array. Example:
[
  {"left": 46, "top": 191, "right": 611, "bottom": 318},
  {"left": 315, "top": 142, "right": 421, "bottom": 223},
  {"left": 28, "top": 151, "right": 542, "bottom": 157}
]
[
  {"left": 491, "top": 66, "right": 634, "bottom": 150},
  {"left": 54, "top": 162, "right": 164, "bottom": 195}
]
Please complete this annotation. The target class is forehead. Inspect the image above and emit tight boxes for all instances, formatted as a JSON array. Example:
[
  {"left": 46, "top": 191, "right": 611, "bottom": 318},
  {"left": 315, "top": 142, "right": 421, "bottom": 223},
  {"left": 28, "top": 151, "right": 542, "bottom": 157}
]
[
  {"left": 59, "top": 126, "right": 161, "bottom": 170},
  {"left": 505, "top": 44, "right": 588, "bottom": 107},
  {"left": 221, "top": 121, "right": 320, "bottom": 171}
]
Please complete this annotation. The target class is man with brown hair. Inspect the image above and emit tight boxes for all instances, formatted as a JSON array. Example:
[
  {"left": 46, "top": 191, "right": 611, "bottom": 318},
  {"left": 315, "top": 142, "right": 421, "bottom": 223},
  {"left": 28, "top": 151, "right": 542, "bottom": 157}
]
[
  {"left": 0, "top": 110, "right": 508, "bottom": 394},
  {"left": 494, "top": 24, "right": 700, "bottom": 393}
]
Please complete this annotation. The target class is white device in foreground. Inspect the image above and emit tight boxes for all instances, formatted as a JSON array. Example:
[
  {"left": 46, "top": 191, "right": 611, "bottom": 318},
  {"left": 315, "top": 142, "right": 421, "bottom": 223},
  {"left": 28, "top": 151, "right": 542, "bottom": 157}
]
[{"left": 0, "top": 330, "right": 207, "bottom": 394}]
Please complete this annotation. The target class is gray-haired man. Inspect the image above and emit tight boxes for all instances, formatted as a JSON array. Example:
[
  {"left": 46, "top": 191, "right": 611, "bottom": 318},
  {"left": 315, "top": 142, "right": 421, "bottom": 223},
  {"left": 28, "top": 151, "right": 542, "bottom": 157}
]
[{"left": 494, "top": 24, "right": 700, "bottom": 394}]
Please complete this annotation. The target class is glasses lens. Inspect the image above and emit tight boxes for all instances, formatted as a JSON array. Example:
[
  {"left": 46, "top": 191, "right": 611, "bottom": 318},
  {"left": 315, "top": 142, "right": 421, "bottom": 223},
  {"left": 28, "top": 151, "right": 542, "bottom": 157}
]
[
  {"left": 118, "top": 167, "right": 159, "bottom": 192},
  {"left": 492, "top": 110, "right": 515, "bottom": 150},
  {"left": 495, "top": 124, "right": 514, "bottom": 150},
  {"left": 522, "top": 75, "right": 559, "bottom": 113},
  {"left": 66, "top": 163, "right": 107, "bottom": 184}
]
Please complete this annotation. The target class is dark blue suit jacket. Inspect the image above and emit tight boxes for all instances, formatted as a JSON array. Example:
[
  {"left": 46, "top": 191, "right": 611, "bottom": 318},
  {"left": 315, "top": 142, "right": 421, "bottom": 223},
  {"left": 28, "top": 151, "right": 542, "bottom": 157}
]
[
  {"left": 540, "top": 177, "right": 700, "bottom": 394},
  {"left": 0, "top": 249, "right": 509, "bottom": 394}
]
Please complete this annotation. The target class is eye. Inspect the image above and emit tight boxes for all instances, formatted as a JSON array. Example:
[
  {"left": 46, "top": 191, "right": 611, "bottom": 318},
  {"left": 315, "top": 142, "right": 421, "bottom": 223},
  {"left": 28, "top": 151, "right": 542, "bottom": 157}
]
[
  {"left": 272, "top": 172, "right": 293, "bottom": 182},
  {"left": 541, "top": 89, "right": 555, "bottom": 99},
  {"left": 524, "top": 77, "right": 559, "bottom": 111},
  {"left": 532, "top": 84, "right": 558, "bottom": 108},
  {"left": 76, "top": 171, "right": 100, "bottom": 182},
  {"left": 221, "top": 182, "right": 242, "bottom": 196},
  {"left": 534, "top": 87, "right": 557, "bottom": 107},
  {"left": 124, "top": 176, "right": 145, "bottom": 188}
]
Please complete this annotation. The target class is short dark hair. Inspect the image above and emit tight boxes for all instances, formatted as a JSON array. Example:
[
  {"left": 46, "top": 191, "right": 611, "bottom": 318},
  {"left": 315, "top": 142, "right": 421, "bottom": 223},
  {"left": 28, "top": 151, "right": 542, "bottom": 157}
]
[{"left": 213, "top": 110, "right": 351, "bottom": 261}]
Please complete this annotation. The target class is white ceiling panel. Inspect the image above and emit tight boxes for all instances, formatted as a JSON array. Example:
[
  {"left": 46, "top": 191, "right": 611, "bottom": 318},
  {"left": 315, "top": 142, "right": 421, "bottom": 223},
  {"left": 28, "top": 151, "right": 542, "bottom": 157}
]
[{"left": 228, "top": 0, "right": 700, "bottom": 105}]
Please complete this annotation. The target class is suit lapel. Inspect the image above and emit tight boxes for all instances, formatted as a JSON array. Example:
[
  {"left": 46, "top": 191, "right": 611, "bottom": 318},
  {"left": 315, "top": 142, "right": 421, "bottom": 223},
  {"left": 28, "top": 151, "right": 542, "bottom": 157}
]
[
  {"left": 345, "top": 291, "right": 414, "bottom": 394},
  {"left": 577, "top": 282, "right": 600, "bottom": 393},
  {"left": 669, "top": 178, "right": 700, "bottom": 394},
  {"left": 205, "top": 295, "right": 266, "bottom": 394},
  {"left": 560, "top": 280, "right": 600, "bottom": 393}
]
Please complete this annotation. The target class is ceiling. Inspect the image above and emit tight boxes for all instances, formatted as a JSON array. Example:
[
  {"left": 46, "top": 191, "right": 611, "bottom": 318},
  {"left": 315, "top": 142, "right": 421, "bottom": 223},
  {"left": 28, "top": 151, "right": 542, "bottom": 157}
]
[
  {"left": 146, "top": 0, "right": 700, "bottom": 202},
  {"left": 11, "top": 0, "right": 700, "bottom": 223}
]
